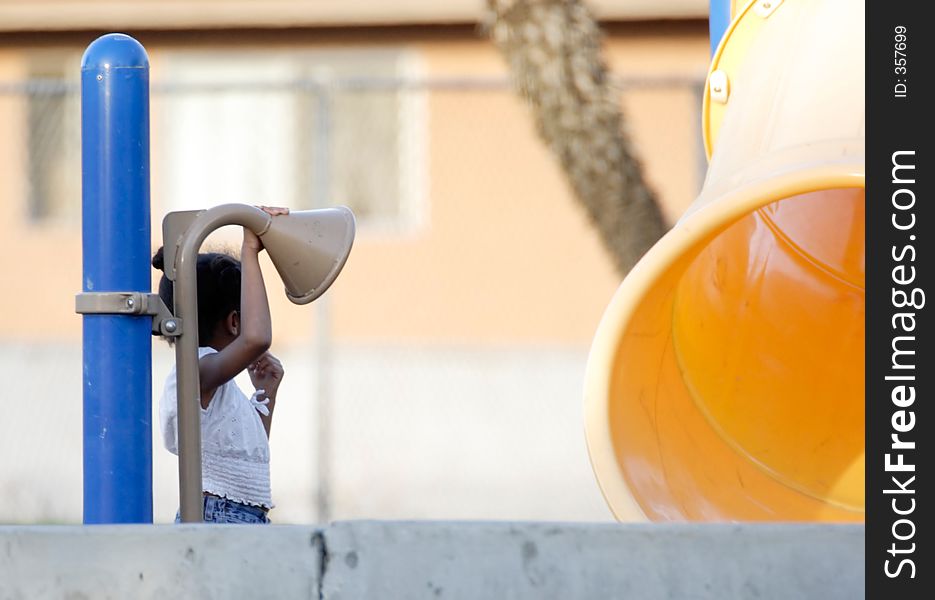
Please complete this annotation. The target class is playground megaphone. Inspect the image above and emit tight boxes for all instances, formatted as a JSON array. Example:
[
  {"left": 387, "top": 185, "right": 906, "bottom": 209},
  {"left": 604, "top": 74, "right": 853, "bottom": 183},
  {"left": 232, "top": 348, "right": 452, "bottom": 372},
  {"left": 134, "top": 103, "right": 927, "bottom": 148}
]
[
  {"left": 584, "top": 0, "right": 864, "bottom": 522},
  {"left": 258, "top": 207, "right": 356, "bottom": 305},
  {"left": 161, "top": 205, "right": 355, "bottom": 305},
  {"left": 160, "top": 203, "right": 355, "bottom": 521}
]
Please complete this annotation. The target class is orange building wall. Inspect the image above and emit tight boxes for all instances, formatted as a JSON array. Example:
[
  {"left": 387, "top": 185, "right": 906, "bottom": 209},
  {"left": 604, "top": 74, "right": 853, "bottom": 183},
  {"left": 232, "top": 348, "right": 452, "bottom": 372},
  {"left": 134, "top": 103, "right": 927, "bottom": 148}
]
[{"left": 0, "top": 23, "right": 709, "bottom": 346}]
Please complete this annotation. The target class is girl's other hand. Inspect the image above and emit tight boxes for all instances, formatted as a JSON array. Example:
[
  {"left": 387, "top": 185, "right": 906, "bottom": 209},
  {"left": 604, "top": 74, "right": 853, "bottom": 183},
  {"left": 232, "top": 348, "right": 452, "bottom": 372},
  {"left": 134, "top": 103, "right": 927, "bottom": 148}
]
[{"left": 248, "top": 352, "right": 285, "bottom": 399}]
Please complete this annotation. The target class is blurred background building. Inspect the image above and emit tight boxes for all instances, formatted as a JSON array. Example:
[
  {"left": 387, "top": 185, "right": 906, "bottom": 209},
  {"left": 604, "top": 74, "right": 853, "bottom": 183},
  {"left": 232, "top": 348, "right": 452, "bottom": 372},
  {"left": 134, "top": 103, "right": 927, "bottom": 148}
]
[{"left": 0, "top": 0, "right": 708, "bottom": 523}]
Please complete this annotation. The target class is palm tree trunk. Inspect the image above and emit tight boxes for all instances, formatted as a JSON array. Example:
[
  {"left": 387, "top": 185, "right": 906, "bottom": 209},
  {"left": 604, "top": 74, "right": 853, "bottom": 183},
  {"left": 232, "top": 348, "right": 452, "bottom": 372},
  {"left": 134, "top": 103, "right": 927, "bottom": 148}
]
[{"left": 485, "top": 0, "right": 668, "bottom": 274}]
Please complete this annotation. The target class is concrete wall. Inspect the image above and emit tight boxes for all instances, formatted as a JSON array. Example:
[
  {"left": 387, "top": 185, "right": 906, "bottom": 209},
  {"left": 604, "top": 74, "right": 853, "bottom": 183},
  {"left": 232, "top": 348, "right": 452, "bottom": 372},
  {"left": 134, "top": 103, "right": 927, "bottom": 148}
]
[
  {"left": 0, "top": 522, "right": 864, "bottom": 599},
  {"left": 0, "top": 524, "right": 321, "bottom": 599}
]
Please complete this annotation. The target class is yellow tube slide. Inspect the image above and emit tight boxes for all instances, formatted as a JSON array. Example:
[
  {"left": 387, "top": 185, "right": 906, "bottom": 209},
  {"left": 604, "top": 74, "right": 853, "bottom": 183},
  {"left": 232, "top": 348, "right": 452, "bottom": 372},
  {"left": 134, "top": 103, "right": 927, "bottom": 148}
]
[{"left": 584, "top": 0, "right": 864, "bottom": 521}]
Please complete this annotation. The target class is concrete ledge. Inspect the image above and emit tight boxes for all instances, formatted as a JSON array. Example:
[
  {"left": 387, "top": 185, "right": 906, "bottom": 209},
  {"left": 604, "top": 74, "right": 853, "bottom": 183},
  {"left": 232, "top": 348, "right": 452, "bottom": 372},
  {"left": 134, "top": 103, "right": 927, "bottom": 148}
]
[
  {"left": 0, "top": 525, "right": 321, "bottom": 599},
  {"left": 322, "top": 522, "right": 864, "bottom": 600},
  {"left": 0, "top": 522, "right": 863, "bottom": 599}
]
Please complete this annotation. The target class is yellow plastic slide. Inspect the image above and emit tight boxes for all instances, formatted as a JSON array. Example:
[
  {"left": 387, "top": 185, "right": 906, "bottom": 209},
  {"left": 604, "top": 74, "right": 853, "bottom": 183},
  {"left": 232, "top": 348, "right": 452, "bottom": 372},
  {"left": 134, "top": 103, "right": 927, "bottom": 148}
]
[{"left": 584, "top": 0, "right": 864, "bottom": 522}]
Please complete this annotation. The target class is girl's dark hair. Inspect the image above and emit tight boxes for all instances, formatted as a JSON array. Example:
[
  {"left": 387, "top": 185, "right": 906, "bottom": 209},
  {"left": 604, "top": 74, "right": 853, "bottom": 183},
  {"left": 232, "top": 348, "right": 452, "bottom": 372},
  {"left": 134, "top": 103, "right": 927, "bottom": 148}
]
[{"left": 152, "top": 247, "right": 241, "bottom": 344}]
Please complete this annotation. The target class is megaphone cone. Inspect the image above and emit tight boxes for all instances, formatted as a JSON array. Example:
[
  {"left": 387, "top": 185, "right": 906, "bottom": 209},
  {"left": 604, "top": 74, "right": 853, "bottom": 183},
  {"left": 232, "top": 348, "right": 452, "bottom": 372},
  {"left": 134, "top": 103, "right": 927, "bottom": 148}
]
[
  {"left": 259, "top": 207, "right": 356, "bottom": 305},
  {"left": 585, "top": 0, "right": 865, "bottom": 522}
]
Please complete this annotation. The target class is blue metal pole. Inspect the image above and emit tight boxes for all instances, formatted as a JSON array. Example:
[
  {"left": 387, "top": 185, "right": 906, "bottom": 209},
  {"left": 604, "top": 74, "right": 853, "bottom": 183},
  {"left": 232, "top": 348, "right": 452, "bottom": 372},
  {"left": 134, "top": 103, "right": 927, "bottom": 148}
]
[
  {"left": 80, "top": 33, "right": 153, "bottom": 524},
  {"left": 709, "top": 0, "right": 732, "bottom": 56}
]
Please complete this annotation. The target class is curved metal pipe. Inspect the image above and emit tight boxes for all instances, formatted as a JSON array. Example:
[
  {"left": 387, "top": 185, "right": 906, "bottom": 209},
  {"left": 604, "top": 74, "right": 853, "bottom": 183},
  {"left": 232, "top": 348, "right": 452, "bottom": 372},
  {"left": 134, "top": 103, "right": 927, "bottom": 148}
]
[{"left": 174, "top": 204, "right": 271, "bottom": 522}]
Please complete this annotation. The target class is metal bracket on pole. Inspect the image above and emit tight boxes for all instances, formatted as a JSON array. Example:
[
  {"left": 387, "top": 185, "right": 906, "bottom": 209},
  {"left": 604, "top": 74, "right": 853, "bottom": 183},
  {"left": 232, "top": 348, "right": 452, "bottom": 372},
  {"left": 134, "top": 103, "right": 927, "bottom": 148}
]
[
  {"left": 162, "top": 210, "right": 203, "bottom": 282},
  {"left": 76, "top": 292, "right": 182, "bottom": 337}
]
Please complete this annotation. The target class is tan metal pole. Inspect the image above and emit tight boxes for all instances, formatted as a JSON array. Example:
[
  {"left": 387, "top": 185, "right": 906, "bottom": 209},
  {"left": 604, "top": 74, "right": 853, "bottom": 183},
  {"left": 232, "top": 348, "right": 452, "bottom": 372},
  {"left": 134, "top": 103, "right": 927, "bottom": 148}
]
[{"left": 174, "top": 204, "right": 271, "bottom": 522}]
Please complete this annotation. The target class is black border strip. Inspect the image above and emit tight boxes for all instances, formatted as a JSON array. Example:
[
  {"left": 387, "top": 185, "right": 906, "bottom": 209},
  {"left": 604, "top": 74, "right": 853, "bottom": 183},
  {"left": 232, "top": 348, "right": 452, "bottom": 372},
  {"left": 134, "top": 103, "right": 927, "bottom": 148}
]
[{"left": 867, "top": 2, "right": 931, "bottom": 596}]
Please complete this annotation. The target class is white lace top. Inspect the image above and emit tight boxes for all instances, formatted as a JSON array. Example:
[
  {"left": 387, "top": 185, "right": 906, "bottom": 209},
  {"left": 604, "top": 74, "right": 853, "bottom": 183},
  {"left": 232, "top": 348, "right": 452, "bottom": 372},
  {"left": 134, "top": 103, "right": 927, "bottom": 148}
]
[{"left": 159, "top": 347, "right": 273, "bottom": 509}]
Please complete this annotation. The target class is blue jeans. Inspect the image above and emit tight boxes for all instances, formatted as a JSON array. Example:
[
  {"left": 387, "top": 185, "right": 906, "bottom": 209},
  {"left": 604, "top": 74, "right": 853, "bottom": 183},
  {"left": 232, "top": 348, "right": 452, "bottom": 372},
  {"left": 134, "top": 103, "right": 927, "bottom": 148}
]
[{"left": 175, "top": 495, "right": 270, "bottom": 524}]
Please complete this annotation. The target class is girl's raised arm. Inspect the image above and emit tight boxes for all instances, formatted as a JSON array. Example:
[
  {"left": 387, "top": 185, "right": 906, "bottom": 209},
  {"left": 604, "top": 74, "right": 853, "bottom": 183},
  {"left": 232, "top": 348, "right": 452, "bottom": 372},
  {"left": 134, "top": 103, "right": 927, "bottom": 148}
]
[{"left": 198, "top": 206, "right": 288, "bottom": 407}]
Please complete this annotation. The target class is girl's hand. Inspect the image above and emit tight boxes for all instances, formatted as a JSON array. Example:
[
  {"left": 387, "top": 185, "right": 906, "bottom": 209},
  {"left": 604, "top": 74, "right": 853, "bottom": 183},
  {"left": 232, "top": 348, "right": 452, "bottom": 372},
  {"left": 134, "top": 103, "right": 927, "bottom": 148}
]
[
  {"left": 243, "top": 206, "right": 290, "bottom": 253},
  {"left": 248, "top": 352, "right": 284, "bottom": 399},
  {"left": 243, "top": 227, "right": 264, "bottom": 253},
  {"left": 258, "top": 205, "right": 290, "bottom": 217}
]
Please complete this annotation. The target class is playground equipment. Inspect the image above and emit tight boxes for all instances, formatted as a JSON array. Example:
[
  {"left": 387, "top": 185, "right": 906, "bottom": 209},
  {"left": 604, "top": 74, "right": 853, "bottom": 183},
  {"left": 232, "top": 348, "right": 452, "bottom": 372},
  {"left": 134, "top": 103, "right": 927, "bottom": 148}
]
[
  {"left": 584, "top": 0, "right": 865, "bottom": 521},
  {"left": 76, "top": 33, "right": 355, "bottom": 523},
  {"left": 164, "top": 204, "right": 354, "bottom": 522}
]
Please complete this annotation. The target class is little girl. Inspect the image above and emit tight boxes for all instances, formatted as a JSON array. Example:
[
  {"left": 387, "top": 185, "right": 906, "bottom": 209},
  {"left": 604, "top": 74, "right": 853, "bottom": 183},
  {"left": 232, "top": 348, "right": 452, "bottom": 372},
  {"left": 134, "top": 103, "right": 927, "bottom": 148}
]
[{"left": 152, "top": 205, "right": 289, "bottom": 524}]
